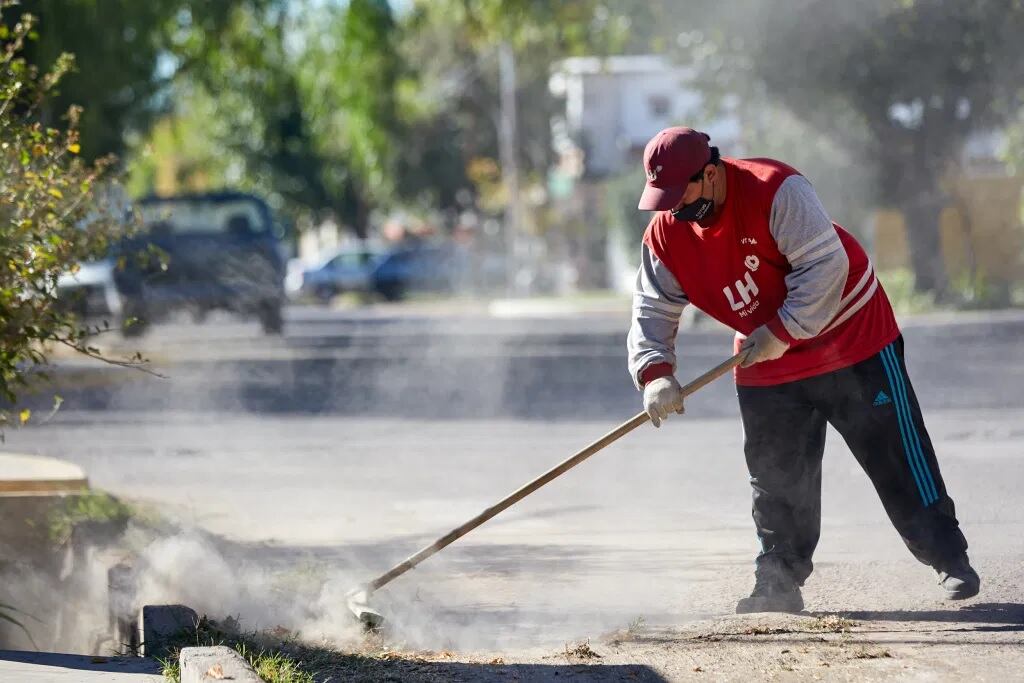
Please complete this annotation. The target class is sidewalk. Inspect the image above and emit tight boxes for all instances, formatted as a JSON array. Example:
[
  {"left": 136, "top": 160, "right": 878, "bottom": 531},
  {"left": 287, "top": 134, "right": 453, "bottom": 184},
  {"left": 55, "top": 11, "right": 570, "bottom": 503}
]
[{"left": 0, "top": 651, "right": 161, "bottom": 682}]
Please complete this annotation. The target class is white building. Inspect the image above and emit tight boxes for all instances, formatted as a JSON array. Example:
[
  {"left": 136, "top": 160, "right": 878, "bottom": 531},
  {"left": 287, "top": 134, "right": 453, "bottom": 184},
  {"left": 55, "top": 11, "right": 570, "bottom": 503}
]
[{"left": 549, "top": 55, "right": 742, "bottom": 178}]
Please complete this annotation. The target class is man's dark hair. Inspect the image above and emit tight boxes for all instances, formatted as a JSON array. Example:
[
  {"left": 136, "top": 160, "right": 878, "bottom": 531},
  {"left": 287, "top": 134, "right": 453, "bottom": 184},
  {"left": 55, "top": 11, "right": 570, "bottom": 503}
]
[{"left": 688, "top": 146, "right": 721, "bottom": 182}]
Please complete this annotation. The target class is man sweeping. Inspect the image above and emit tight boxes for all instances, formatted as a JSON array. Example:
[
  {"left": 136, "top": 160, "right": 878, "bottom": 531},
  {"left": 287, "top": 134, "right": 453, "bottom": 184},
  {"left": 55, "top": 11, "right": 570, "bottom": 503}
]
[{"left": 627, "top": 126, "right": 979, "bottom": 613}]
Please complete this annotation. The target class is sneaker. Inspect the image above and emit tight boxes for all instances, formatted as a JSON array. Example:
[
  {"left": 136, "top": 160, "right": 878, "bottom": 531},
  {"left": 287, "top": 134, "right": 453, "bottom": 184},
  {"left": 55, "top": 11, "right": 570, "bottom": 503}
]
[
  {"left": 935, "top": 554, "right": 980, "bottom": 600},
  {"left": 736, "top": 567, "right": 804, "bottom": 614}
]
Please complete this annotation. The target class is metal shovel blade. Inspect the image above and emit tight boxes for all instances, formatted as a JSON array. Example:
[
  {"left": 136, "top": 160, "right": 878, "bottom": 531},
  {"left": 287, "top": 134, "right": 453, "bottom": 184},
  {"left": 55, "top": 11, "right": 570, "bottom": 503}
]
[{"left": 346, "top": 588, "right": 384, "bottom": 630}]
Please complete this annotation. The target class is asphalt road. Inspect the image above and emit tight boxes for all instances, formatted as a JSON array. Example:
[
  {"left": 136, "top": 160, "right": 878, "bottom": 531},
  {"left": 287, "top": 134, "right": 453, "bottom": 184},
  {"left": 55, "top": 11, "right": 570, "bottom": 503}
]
[{"left": 5, "top": 305, "right": 1024, "bottom": 656}]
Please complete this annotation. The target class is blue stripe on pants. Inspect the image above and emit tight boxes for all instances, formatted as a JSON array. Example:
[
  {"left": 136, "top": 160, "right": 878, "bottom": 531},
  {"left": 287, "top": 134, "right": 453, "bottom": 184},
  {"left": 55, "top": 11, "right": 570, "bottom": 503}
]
[
  {"left": 883, "top": 345, "right": 938, "bottom": 503},
  {"left": 880, "top": 344, "right": 936, "bottom": 505}
]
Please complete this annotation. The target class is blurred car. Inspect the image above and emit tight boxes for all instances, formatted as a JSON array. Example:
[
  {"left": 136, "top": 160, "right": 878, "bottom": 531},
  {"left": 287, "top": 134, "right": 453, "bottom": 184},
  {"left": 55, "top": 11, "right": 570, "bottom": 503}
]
[
  {"left": 58, "top": 191, "right": 287, "bottom": 336},
  {"left": 53, "top": 184, "right": 132, "bottom": 321},
  {"left": 55, "top": 258, "right": 124, "bottom": 320},
  {"left": 371, "top": 244, "right": 458, "bottom": 301},
  {"left": 294, "top": 246, "right": 385, "bottom": 303}
]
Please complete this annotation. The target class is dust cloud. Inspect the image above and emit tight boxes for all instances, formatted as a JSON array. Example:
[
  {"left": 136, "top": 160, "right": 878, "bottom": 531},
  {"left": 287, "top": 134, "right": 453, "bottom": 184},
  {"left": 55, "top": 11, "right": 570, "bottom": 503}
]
[{"left": 1, "top": 312, "right": 665, "bottom": 656}]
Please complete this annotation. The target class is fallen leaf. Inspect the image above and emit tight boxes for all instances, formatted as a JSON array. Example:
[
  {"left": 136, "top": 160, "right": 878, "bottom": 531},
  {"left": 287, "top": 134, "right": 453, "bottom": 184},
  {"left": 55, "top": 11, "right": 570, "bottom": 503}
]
[
  {"left": 90, "top": 656, "right": 108, "bottom": 664},
  {"left": 19, "top": 409, "right": 30, "bottom": 424},
  {"left": 205, "top": 663, "right": 226, "bottom": 679}
]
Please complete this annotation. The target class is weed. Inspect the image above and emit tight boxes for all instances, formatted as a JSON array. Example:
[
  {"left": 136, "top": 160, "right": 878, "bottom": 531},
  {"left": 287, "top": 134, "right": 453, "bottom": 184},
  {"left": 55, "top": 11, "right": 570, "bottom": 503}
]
[
  {"left": 741, "top": 624, "right": 793, "bottom": 636},
  {"left": 0, "top": 602, "right": 38, "bottom": 649},
  {"left": 158, "top": 614, "right": 493, "bottom": 682},
  {"left": 47, "top": 491, "right": 133, "bottom": 545},
  {"left": 627, "top": 615, "right": 647, "bottom": 634},
  {"left": 809, "top": 615, "right": 857, "bottom": 633},
  {"left": 564, "top": 639, "right": 602, "bottom": 660}
]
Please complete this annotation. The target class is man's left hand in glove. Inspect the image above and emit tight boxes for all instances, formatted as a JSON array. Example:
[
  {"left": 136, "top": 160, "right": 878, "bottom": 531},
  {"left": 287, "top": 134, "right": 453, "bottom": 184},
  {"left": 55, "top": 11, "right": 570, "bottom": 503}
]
[{"left": 741, "top": 324, "right": 790, "bottom": 367}]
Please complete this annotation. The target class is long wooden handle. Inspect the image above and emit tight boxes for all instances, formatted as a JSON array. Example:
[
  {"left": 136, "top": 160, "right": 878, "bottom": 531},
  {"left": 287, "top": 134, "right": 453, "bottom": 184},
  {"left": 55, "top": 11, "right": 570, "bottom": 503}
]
[{"left": 366, "top": 350, "right": 749, "bottom": 592}]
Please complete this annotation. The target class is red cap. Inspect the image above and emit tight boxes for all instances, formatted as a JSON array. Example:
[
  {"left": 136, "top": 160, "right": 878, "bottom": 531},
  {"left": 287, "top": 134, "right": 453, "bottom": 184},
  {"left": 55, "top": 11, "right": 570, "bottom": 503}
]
[{"left": 637, "top": 127, "right": 712, "bottom": 211}]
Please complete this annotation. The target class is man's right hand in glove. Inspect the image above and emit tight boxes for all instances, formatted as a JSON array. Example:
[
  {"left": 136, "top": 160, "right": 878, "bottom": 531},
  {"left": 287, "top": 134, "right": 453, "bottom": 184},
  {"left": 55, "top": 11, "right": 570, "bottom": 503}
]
[{"left": 643, "top": 376, "right": 685, "bottom": 428}]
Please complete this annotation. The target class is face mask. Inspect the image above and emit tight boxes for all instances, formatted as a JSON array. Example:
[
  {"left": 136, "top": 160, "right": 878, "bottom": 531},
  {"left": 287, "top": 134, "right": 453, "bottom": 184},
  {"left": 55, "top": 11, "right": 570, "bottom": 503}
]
[{"left": 671, "top": 176, "right": 715, "bottom": 222}]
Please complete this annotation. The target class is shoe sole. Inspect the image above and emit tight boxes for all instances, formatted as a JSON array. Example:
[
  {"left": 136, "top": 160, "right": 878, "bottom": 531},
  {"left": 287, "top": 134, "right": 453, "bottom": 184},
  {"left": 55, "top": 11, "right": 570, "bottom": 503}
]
[
  {"left": 944, "top": 583, "right": 980, "bottom": 600},
  {"left": 735, "top": 596, "right": 804, "bottom": 614}
]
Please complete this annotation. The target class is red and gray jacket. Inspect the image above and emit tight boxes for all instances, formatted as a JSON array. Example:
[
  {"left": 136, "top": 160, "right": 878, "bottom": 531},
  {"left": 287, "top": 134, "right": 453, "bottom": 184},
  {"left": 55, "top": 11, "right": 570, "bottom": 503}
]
[{"left": 627, "top": 157, "right": 900, "bottom": 387}]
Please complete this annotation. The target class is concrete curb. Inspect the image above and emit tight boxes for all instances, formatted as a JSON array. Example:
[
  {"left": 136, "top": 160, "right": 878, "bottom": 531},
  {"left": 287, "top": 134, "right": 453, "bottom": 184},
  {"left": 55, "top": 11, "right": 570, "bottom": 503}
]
[
  {"left": 180, "top": 646, "right": 264, "bottom": 683},
  {"left": 0, "top": 452, "right": 89, "bottom": 495},
  {"left": 488, "top": 296, "right": 630, "bottom": 318}
]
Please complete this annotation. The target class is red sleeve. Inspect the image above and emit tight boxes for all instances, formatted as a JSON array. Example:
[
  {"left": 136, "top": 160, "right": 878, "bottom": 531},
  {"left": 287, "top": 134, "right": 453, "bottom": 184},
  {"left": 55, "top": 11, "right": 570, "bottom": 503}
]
[
  {"left": 766, "top": 315, "right": 798, "bottom": 346},
  {"left": 640, "top": 362, "right": 674, "bottom": 386}
]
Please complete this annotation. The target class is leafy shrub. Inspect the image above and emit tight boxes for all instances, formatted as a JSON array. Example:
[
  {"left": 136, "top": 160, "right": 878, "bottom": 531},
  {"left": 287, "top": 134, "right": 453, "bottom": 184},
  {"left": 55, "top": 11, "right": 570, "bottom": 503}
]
[{"left": 0, "top": 3, "right": 148, "bottom": 427}]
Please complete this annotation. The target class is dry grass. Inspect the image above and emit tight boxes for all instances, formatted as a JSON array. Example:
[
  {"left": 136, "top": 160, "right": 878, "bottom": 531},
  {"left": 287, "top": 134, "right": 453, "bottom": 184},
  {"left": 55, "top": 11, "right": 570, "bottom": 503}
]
[
  {"left": 627, "top": 615, "right": 647, "bottom": 634},
  {"left": 564, "top": 639, "right": 602, "bottom": 660},
  {"left": 157, "top": 616, "right": 459, "bottom": 683},
  {"left": 809, "top": 615, "right": 858, "bottom": 633},
  {"left": 740, "top": 624, "right": 795, "bottom": 636},
  {"left": 697, "top": 614, "right": 860, "bottom": 640}
]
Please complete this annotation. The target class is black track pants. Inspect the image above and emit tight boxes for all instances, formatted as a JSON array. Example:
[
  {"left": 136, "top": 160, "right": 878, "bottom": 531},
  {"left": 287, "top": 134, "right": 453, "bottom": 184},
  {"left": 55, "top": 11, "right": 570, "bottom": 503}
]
[{"left": 737, "top": 336, "right": 968, "bottom": 584}]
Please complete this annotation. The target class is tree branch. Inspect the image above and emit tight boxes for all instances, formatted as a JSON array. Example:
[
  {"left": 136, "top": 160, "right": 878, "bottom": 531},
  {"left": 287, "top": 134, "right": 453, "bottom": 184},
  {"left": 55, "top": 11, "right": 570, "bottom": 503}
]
[{"left": 55, "top": 338, "right": 167, "bottom": 379}]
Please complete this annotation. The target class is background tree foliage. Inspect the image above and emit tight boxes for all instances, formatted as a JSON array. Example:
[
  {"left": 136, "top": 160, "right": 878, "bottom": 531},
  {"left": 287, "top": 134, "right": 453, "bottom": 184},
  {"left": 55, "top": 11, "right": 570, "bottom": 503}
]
[
  {"left": 129, "top": 0, "right": 400, "bottom": 236},
  {"left": 675, "top": 0, "right": 1024, "bottom": 295},
  {"left": 122, "top": 0, "right": 653, "bottom": 235},
  {"left": 16, "top": 0, "right": 272, "bottom": 161},
  {"left": 299, "top": 0, "right": 402, "bottom": 235},
  {"left": 16, "top": 0, "right": 1022, "bottom": 295},
  {"left": 0, "top": 4, "right": 149, "bottom": 421},
  {"left": 151, "top": 2, "right": 344, "bottom": 231},
  {"left": 399, "top": 0, "right": 639, "bottom": 202}
]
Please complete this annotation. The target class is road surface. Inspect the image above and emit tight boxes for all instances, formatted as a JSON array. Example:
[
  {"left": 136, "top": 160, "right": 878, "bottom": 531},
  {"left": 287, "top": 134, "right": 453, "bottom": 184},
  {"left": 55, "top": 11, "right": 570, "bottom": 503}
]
[{"left": 4, "top": 305, "right": 1023, "bottom": 679}]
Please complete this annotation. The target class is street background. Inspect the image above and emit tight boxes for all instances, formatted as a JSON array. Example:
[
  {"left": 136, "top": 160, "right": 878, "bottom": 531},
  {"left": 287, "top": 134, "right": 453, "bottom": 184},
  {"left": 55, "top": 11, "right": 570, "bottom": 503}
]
[{"left": 2, "top": 1, "right": 1024, "bottom": 680}]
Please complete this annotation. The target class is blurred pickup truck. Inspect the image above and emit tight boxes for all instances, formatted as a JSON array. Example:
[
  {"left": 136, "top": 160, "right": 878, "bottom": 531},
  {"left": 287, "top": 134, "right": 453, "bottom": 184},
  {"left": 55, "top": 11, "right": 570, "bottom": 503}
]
[{"left": 57, "top": 191, "right": 287, "bottom": 336}]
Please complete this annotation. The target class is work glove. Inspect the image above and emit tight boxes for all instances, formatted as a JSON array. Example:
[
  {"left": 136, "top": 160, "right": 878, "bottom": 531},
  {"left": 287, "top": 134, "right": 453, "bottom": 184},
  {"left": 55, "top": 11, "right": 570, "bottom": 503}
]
[
  {"left": 740, "top": 324, "right": 790, "bottom": 367},
  {"left": 643, "top": 376, "right": 685, "bottom": 428}
]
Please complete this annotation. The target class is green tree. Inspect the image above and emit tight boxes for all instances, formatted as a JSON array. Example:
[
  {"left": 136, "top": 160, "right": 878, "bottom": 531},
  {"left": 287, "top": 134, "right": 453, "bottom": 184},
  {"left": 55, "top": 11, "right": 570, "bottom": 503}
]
[
  {"left": 396, "top": 0, "right": 641, "bottom": 211},
  {"left": 16, "top": 0, "right": 272, "bottom": 161},
  {"left": 0, "top": 6, "right": 151, "bottom": 423},
  {"left": 299, "top": 0, "right": 403, "bottom": 235},
  {"left": 128, "top": 2, "right": 380, "bottom": 236},
  {"left": 168, "top": 3, "right": 341, "bottom": 226},
  {"left": 126, "top": 1, "right": 666, "bottom": 239},
  {"left": 676, "top": 0, "right": 1024, "bottom": 296}
]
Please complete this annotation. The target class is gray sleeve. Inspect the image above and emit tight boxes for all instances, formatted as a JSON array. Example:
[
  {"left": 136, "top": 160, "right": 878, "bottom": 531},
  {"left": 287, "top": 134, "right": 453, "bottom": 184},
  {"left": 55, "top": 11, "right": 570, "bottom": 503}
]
[
  {"left": 769, "top": 175, "right": 849, "bottom": 340},
  {"left": 626, "top": 244, "right": 689, "bottom": 389}
]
